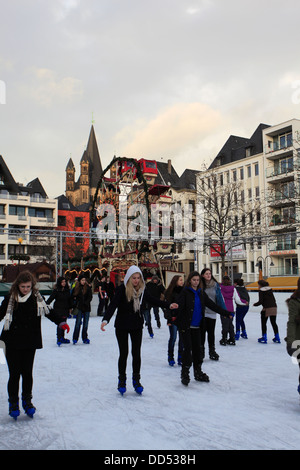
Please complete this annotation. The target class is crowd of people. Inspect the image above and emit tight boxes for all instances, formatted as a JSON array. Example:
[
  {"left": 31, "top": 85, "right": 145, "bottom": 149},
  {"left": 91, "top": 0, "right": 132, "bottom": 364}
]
[{"left": 0, "top": 266, "right": 299, "bottom": 421}]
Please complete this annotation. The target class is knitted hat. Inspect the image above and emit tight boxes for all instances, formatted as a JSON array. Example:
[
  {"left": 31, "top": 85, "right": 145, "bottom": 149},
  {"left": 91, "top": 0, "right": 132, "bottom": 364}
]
[{"left": 124, "top": 266, "right": 144, "bottom": 287}]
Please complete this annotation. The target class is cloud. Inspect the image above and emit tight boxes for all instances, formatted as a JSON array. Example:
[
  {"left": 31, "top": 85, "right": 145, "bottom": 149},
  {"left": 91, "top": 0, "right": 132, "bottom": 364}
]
[
  {"left": 23, "top": 67, "right": 83, "bottom": 106},
  {"left": 114, "top": 102, "right": 222, "bottom": 159},
  {"left": 53, "top": 0, "right": 81, "bottom": 22}
]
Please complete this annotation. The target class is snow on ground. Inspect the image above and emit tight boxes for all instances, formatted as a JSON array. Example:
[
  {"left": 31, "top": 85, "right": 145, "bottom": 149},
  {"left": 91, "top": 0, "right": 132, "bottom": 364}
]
[{"left": 0, "top": 292, "right": 299, "bottom": 451}]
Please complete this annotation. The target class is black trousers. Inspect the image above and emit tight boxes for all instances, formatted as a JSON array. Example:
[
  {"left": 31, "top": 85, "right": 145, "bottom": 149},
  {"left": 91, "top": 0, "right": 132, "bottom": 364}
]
[
  {"left": 201, "top": 317, "right": 216, "bottom": 351},
  {"left": 260, "top": 312, "right": 278, "bottom": 335},
  {"left": 115, "top": 328, "right": 143, "bottom": 377},
  {"left": 180, "top": 328, "right": 203, "bottom": 372},
  {"left": 5, "top": 347, "right": 36, "bottom": 403}
]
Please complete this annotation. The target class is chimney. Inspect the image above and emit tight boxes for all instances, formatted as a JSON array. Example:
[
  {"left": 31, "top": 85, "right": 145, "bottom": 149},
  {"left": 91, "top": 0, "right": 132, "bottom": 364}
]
[{"left": 167, "top": 159, "right": 172, "bottom": 175}]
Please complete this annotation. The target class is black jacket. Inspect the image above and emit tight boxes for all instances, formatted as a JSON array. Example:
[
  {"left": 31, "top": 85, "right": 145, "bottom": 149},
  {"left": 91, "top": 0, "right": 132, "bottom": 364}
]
[
  {"left": 0, "top": 293, "right": 59, "bottom": 350},
  {"left": 175, "top": 287, "right": 230, "bottom": 331},
  {"left": 103, "top": 284, "right": 171, "bottom": 330},
  {"left": 71, "top": 285, "right": 93, "bottom": 312},
  {"left": 253, "top": 287, "right": 277, "bottom": 309},
  {"left": 164, "top": 285, "right": 183, "bottom": 323},
  {"left": 46, "top": 288, "right": 72, "bottom": 319}
]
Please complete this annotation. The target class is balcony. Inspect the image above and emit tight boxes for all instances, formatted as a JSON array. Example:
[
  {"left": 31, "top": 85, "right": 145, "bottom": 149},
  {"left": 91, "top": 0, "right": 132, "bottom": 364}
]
[
  {"left": 268, "top": 216, "right": 296, "bottom": 230},
  {"left": 265, "top": 165, "right": 294, "bottom": 183},
  {"left": 270, "top": 266, "right": 299, "bottom": 276}
]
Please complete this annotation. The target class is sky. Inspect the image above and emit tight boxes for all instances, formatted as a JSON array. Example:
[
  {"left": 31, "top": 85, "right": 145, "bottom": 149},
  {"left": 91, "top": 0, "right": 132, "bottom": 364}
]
[{"left": 1, "top": 0, "right": 300, "bottom": 199}]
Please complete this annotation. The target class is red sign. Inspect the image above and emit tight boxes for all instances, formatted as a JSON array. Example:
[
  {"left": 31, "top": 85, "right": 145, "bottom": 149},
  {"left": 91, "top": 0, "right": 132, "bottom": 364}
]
[{"left": 210, "top": 243, "right": 224, "bottom": 257}]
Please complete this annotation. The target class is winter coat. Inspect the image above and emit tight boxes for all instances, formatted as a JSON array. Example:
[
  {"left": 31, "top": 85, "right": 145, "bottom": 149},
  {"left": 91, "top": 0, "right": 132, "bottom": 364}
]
[
  {"left": 163, "top": 285, "right": 183, "bottom": 323},
  {"left": 285, "top": 297, "right": 300, "bottom": 347},
  {"left": 203, "top": 282, "right": 226, "bottom": 320},
  {"left": 71, "top": 285, "right": 93, "bottom": 312},
  {"left": 46, "top": 288, "right": 72, "bottom": 321},
  {"left": 253, "top": 286, "right": 277, "bottom": 316},
  {"left": 103, "top": 284, "right": 171, "bottom": 331},
  {"left": 175, "top": 287, "right": 230, "bottom": 332},
  {"left": 144, "top": 281, "right": 165, "bottom": 308},
  {"left": 0, "top": 293, "right": 58, "bottom": 350},
  {"left": 235, "top": 285, "right": 250, "bottom": 303},
  {"left": 220, "top": 285, "right": 246, "bottom": 313}
]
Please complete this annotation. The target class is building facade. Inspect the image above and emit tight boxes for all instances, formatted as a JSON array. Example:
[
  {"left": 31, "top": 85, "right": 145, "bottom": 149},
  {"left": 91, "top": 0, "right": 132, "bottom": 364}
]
[
  {"left": 197, "top": 118, "right": 300, "bottom": 282},
  {"left": 0, "top": 155, "right": 58, "bottom": 278},
  {"left": 57, "top": 194, "right": 90, "bottom": 261}
]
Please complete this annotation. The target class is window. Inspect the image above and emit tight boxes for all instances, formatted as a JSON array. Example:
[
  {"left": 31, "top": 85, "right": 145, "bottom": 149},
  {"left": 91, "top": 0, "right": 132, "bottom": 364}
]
[
  {"left": 28, "top": 208, "right": 53, "bottom": 218},
  {"left": 9, "top": 205, "right": 25, "bottom": 216},
  {"left": 247, "top": 166, "right": 251, "bottom": 178},
  {"left": 254, "top": 163, "right": 259, "bottom": 176},
  {"left": 8, "top": 244, "right": 25, "bottom": 255},
  {"left": 257, "top": 211, "right": 261, "bottom": 224},
  {"left": 248, "top": 188, "right": 252, "bottom": 200},
  {"left": 279, "top": 132, "right": 292, "bottom": 149},
  {"left": 240, "top": 168, "right": 244, "bottom": 180},
  {"left": 232, "top": 170, "right": 237, "bottom": 181},
  {"left": 58, "top": 215, "right": 66, "bottom": 226},
  {"left": 255, "top": 186, "right": 260, "bottom": 198},
  {"left": 75, "top": 217, "right": 83, "bottom": 228}
]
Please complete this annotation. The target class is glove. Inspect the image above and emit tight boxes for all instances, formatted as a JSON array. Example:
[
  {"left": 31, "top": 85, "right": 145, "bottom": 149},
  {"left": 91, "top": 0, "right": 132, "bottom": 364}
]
[{"left": 59, "top": 322, "right": 70, "bottom": 333}]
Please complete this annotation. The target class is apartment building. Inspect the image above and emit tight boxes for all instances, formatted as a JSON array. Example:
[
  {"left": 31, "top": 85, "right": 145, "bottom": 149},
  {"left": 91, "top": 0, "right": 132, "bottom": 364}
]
[
  {"left": 263, "top": 118, "right": 300, "bottom": 276},
  {"left": 197, "top": 119, "right": 300, "bottom": 282},
  {"left": 0, "top": 155, "right": 58, "bottom": 277}
]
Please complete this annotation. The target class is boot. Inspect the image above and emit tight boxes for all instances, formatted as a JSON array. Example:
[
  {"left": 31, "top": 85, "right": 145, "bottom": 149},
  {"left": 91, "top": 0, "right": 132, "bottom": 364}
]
[
  {"left": 132, "top": 374, "right": 143, "bottom": 395},
  {"left": 181, "top": 366, "right": 190, "bottom": 386},
  {"left": 168, "top": 347, "right": 175, "bottom": 366},
  {"left": 177, "top": 353, "right": 182, "bottom": 366},
  {"left": 22, "top": 396, "right": 36, "bottom": 418},
  {"left": 227, "top": 337, "right": 236, "bottom": 345},
  {"left": 117, "top": 375, "right": 126, "bottom": 395},
  {"left": 235, "top": 331, "right": 240, "bottom": 340},
  {"left": 194, "top": 366, "right": 210, "bottom": 382},
  {"left": 168, "top": 355, "right": 175, "bottom": 366},
  {"left": 272, "top": 333, "right": 281, "bottom": 343},
  {"left": 258, "top": 334, "right": 267, "bottom": 343},
  {"left": 241, "top": 330, "right": 248, "bottom": 339},
  {"left": 9, "top": 400, "right": 20, "bottom": 420},
  {"left": 209, "top": 348, "right": 219, "bottom": 361},
  {"left": 219, "top": 335, "right": 227, "bottom": 346}
]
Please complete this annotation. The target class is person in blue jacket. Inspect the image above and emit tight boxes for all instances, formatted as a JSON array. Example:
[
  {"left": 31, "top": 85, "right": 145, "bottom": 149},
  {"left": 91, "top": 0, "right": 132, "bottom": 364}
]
[
  {"left": 200, "top": 268, "right": 226, "bottom": 361},
  {"left": 174, "top": 271, "right": 232, "bottom": 386}
]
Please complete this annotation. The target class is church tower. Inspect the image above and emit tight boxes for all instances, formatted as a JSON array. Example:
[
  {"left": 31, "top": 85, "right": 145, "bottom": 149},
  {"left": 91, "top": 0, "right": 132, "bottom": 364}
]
[
  {"left": 79, "top": 151, "right": 90, "bottom": 203},
  {"left": 65, "top": 158, "right": 75, "bottom": 204},
  {"left": 65, "top": 124, "right": 103, "bottom": 207}
]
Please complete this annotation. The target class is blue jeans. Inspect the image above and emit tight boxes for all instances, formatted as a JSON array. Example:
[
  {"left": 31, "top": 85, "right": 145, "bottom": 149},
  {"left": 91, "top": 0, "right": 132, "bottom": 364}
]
[
  {"left": 168, "top": 324, "right": 183, "bottom": 360},
  {"left": 73, "top": 310, "right": 90, "bottom": 342},
  {"left": 235, "top": 306, "right": 249, "bottom": 333}
]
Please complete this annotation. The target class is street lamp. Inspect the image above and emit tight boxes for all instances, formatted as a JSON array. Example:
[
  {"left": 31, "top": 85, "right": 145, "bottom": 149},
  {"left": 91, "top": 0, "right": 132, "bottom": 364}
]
[{"left": 256, "top": 255, "right": 274, "bottom": 279}]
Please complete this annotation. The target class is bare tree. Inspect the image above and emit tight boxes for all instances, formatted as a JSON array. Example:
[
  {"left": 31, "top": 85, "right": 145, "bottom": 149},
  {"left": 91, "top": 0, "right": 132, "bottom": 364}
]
[{"left": 197, "top": 167, "right": 266, "bottom": 276}]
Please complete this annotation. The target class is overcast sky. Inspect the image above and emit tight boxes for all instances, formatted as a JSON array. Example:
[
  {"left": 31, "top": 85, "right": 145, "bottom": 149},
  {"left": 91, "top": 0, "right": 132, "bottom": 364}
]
[{"left": 1, "top": 0, "right": 300, "bottom": 198}]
